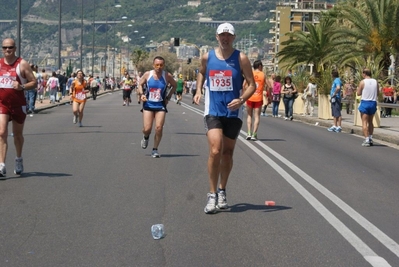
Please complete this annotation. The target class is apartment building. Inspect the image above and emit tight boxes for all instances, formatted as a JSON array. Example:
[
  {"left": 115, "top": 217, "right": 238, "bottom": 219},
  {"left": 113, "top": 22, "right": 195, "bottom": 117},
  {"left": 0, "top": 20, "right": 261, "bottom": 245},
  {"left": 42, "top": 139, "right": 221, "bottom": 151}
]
[{"left": 268, "top": 0, "right": 333, "bottom": 72}]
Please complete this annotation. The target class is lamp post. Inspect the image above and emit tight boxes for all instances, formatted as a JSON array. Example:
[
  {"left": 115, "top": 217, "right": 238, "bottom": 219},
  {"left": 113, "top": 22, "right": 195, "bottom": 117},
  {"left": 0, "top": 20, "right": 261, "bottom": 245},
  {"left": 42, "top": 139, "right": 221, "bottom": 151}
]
[
  {"left": 91, "top": 0, "right": 96, "bottom": 75},
  {"left": 80, "top": 0, "right": 83, "bottom": 70},
  {"left": 58, "top": 0, "right": 62, "bottom": 70},
  {"left": 17, "top": 0, "right": 21, "bottom": 57}
]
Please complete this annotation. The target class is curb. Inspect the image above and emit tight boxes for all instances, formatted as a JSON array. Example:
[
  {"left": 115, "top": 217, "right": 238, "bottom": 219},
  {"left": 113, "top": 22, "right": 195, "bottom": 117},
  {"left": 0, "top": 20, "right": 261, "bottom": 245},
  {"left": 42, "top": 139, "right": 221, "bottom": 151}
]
[{"left": 294, "top": 116, "right": 399, "bottom": 146}]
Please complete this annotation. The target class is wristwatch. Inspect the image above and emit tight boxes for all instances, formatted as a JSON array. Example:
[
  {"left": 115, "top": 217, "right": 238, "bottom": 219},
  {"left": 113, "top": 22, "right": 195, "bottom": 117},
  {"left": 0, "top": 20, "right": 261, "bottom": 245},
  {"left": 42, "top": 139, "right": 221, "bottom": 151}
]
[
  {"left": 21, "top": 84, "right": 26, "bottom": 90},
  {"left": 239, "top": 97, "right": 245, "bottom": 104}
]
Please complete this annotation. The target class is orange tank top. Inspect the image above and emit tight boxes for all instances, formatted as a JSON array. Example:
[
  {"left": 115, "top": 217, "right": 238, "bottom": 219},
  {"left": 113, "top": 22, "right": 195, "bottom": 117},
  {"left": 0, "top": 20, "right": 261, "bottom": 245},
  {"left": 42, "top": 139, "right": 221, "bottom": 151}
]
[
  {"left": 248, "top": 70, "right": 265, "bottom": 102},
  {"left": 72, "top": 79, "right": 87, "bottom": 103}
]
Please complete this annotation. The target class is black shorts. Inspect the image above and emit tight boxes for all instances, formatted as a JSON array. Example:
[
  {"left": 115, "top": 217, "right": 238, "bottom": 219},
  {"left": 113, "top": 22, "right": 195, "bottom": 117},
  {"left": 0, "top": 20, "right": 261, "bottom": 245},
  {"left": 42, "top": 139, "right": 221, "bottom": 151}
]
[
  {"left": 123, "top": 89, "right": 132, "bottom": 99},
  {"left": 204, "top": 115, "right": 242, "bottom": 140}
]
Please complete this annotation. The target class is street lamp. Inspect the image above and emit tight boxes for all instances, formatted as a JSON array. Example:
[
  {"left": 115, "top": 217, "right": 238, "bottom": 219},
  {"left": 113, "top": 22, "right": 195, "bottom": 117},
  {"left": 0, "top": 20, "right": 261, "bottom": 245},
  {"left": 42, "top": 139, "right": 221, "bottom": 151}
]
[
  {"left": 80, "top": 0, "right": 83, "bottom": 70},
  {"left": 58, "top": 0, "right": 62, "bottom": 70},
  {"left": 105, "top": 0, "right": 121, "bottom": 78},
  {"left": 17, "top": 0, "right": 21, "bottom": 57},
  {"left": 91, "top": 0, "right": 96, "bottom": 75}
]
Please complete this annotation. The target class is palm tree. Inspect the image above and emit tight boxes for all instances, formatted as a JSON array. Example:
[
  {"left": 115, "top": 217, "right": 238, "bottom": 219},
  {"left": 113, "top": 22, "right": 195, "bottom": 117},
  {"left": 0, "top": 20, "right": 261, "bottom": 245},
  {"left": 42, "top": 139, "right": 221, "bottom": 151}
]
[
  {"left": 332, "top": 0, "right": 399, "bottom": 76},
  {"left": 276, "top": 18, "right": 337, "bottom": 77}
]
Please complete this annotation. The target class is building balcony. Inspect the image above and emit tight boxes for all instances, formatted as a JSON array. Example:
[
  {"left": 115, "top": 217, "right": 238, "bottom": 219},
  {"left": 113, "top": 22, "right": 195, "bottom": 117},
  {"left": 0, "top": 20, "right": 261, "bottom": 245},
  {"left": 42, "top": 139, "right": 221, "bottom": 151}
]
[
  {"left": 269, "top": 28, "right": 276, "bottom": 34},
  {"left": 268, "top": 50, "right": 276, "bottom": 55}
]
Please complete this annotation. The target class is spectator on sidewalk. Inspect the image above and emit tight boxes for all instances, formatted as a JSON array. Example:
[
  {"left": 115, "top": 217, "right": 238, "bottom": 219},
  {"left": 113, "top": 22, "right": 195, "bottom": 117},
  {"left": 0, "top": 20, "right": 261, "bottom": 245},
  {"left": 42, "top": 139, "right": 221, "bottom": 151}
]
[
  {"left": 26, "top": 64, "right": 38, "bottom": 113},
  {"left": 46, "top": 72, "right": 60, "bottom": 104},
  {"left": 303, "top": 76, "right": 317, "bottom": 116},
  {"left": 343, "top": 78, "right": 356, "bottom": 115},
  {"left": 281, "top": 76, "right": 297, "bottom": 121},
  {"left": 382, "top": 81, "right": 395, "bottom": 117},
  {"left": 327, "top": 70, "right": 343, "bottom": 132}
]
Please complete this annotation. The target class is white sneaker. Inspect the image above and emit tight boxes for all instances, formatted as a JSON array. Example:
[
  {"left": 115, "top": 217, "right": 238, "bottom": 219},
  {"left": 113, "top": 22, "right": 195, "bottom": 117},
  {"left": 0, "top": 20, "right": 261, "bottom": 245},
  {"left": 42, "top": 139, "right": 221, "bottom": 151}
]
[
  {"left": 204, "top": 193, "right": 217, "bottom": 214},
  {"left": 284, "top": 117, "right": 288, "bottom": 120},
  {"left": 0, "top": 163, "right": 6, "bottom": 179},
  {"left": 14, "top": 158, "right": 23, "bottom": 175},
  {"left": 327, "top": 126, "right": 337, "bottom": 132},
  {"left": 216, "top": 190, "right": 228, "bottom": 209},
  {"left": 151, "top": 149, "right": 160, "bottom": 158},
  {"left": 141, "top": 136, "right": 149, "bottom": 149},
  {"left": 73, "top": 114, "right": 78, "bottom": 124}
]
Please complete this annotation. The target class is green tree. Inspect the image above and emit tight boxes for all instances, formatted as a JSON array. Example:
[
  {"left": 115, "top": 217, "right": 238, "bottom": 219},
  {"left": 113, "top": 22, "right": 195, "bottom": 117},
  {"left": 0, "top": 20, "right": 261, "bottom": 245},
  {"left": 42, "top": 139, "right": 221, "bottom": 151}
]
[
  {"left": 332, "top": 0, "right": 399, "bottom": 75},
  {"left": 131, "top": 48, "right": 149, "bottom": 72},
  {"left": 276, "top": 18, "right": 337, "bottom": 77}
]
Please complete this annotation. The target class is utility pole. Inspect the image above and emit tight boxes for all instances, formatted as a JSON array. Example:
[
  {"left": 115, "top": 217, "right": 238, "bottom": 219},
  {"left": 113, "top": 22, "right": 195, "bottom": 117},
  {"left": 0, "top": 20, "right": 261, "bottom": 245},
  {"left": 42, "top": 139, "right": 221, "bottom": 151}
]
[
  {"left": 91, "top": 0, "right": 96, "bottom": 75},
  {"left": 58, "top": 0, "right": 62, "bottom": 70},
  {"left": 17, "top": 0, "right": 21, "bottom": 57}
]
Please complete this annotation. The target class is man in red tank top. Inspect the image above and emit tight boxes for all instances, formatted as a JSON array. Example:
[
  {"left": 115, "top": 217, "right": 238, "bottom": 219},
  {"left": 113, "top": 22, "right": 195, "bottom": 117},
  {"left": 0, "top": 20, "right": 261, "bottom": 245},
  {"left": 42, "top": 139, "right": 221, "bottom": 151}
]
[{"left": 0, "top": 38, "right": 37, "bottom": 178}]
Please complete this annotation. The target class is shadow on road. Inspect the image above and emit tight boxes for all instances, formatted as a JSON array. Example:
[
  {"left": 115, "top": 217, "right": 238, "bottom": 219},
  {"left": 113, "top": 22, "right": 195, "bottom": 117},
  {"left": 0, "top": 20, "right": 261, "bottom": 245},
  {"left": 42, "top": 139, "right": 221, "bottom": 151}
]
[
  {"left": 2, "top": 172, "right": 73, "bottom": 180},
  {"left": 156, "top": 154, "right": 200, "bottom": 158},
  {"left": 227, "top": 203, "right": 292, "bottom": 213}
]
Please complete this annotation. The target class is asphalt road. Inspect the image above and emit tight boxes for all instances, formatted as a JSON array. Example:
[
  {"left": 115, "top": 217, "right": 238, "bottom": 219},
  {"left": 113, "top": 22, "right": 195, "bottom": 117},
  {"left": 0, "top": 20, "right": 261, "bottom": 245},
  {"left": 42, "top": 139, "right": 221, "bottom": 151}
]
[{"left": 1, "top": 92, "right": 398, "bottom": 267}]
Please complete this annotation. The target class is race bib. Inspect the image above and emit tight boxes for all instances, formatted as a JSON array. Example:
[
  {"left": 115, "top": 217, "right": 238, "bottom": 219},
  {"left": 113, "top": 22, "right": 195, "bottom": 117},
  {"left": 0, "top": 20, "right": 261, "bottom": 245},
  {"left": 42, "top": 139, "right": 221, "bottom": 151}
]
[
  {"left": 75, "top": 91, "right": 86, "bottom": 100},
  {"left": 209, "top": 70, "right": 233, "bottom": 91},
  {"left": 0, "top": 75, "right": 15, "bottom": 89},
  {"left": 148, "top": 88, "right": 162, "bottom": 102}
]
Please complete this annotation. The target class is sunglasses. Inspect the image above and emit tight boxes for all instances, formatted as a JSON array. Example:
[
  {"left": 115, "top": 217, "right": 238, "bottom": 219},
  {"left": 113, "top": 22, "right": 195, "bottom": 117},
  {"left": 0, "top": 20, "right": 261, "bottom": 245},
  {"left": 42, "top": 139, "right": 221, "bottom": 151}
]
[
  {"left": 2, "top": 46, "right": 15, "bottom": 50},
  {"left": 154, "top": 63, "right": 164, "bottom": 67}
]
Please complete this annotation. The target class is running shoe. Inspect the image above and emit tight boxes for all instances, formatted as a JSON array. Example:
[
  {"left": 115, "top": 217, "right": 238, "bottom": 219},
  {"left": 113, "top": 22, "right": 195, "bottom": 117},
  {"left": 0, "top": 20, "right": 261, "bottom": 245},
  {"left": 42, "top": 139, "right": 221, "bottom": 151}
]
[
  {"left": 327, "top": 126, "right": 337, "bottom": 132},
  {"left": 261, "top": 112, "right": 265, "bottom": 116},
  {"left": 0, "top": 163, "right": 6, "bottom": 178},
  {"left": 141, "top": 136, "right": 149, "bottom": 149},
  {"left": 151, "top": 149, "right": 160, "bottom": 158},
  {"left": 251, "top": 133, "right": 258, "bottom": 141},
  {"left": 123, "top": 101, "right": 126, "bottom": 106},
  {"left": 73, "top": 114, "right": 78, "bottom": 124},
  {"left": 362, "top": 140, "right": 371, "bottom": 147},
  {"left": 335, "top": 127, "right": 342, "bottom": 133},
  {"left": 284, "top": 117, "right": 288, "bottom": 120},
  {"left": 204, "top": 193, "right": 217, "bottom": 214},
  {"left": 216, "top": 189, "right": 228, "bottom": 209},
  {"left": 289, "top": 116, "right": 293, "bottom": 121},
  {"left": 14, "top": 158, "right": 23, "bottom": 175},
  {"left": 369, "top": 139, "right": 373, "bottom": 146},
  {"left": 246, "top": 134, "right": 252, "bottom": 140},
  {"left": 79, "top": 122, "right": 83, "bottom": 127}
]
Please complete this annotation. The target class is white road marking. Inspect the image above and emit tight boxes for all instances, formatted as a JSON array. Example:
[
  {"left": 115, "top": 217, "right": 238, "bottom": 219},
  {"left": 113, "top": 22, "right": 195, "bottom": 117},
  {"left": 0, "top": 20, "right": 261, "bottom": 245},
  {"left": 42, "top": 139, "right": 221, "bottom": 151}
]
[
  {"left": 252, "top": 136, "right": 399, "bottom": 259},
  {"left": 183, "top": 103, "right": 397, "bottom": 266},
  {"left": 238, "top": 134, "right": 391, "bottom": 267}
]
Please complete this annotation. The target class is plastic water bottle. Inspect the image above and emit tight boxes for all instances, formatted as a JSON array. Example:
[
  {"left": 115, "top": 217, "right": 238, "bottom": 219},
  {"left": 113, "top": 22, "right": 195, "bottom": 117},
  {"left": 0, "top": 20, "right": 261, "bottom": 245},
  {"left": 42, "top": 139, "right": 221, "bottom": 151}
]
[{"left": 151, "top": 224, "right": 164, "bottom": 240}]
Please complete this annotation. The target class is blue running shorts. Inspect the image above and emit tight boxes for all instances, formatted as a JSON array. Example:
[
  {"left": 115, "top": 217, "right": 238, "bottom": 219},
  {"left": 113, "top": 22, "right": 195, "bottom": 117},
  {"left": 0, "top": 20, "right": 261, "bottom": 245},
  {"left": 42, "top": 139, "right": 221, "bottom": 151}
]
[{"left": 358, "top": 100, "right": 377, "bottom": 115}]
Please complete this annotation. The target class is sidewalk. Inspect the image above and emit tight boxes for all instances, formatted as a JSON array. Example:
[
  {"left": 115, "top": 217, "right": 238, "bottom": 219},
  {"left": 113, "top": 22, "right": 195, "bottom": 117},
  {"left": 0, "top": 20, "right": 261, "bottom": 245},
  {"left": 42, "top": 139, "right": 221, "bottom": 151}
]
[
  {"left": 32, "top": 89, "right": 115, "bottom": 111},
  {"left": 292, "top": 107, "right": 399, "bottom": 146}
]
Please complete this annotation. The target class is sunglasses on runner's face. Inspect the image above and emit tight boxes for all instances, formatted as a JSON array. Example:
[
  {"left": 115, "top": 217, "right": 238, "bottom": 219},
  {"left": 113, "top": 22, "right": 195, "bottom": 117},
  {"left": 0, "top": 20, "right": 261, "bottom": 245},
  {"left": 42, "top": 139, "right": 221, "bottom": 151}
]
[
  {"left": 2, "top": 46, "right": 14, "bottom": 50},
  {"left": 154, "top": 63, "right": 164, "bottom": 68}
]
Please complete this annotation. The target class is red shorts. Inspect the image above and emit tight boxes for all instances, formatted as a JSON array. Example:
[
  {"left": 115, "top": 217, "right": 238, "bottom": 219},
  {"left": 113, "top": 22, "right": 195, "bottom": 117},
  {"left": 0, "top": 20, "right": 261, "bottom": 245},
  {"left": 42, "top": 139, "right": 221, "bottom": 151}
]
[
  {"left": 245, "top": 100, "right": 262, "bottom": 109},
  {"left": 0, "top": 103, "right": 27, "bottom": 124}
]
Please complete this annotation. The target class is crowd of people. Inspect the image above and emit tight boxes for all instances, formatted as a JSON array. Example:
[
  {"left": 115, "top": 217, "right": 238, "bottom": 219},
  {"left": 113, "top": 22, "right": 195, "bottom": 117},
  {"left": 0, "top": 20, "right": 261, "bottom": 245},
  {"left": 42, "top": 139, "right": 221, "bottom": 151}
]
[{"left": 1, "top": 21, "right": 398, "bottom": 215}]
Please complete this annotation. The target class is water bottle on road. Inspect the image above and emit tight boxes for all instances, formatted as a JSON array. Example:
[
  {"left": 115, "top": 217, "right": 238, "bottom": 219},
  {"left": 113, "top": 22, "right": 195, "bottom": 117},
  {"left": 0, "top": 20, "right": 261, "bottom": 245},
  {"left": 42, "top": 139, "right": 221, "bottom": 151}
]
[{"left": 151, "top": 224, "right": 164, "bottom": 239}]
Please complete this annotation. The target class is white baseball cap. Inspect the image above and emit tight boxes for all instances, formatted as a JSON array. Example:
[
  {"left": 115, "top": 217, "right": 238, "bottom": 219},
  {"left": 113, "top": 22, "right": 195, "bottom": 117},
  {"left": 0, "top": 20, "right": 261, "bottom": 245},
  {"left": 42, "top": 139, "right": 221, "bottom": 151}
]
[{"left": 216, "top": 23, "right": 235, "bottom": 35}]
